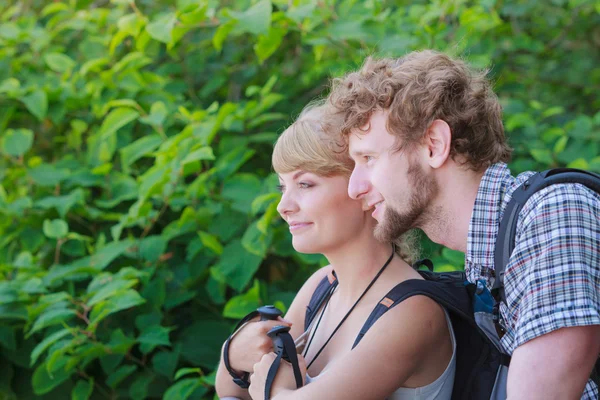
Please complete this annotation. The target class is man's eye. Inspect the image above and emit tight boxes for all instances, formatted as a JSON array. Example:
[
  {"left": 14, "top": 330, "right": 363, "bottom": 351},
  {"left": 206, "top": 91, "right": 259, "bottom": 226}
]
[
  {"left": 298, "top": 182, "right": 312, "bottom": 189},
  {"left": 365, "top": 156, "right": 374, "bottom": 162},
  {"left": 276, "top": 184, "right": 285, "bottom": 192}
]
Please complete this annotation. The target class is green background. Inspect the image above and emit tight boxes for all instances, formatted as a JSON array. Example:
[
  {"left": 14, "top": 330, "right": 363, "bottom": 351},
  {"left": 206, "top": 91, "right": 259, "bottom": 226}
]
[{"left": 0, "top": 0, "right": 598, "bottom": 398}]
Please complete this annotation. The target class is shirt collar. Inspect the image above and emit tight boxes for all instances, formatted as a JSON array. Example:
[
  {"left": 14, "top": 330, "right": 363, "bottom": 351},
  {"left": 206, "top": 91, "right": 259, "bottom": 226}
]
[{"left": 466, "top": 163, "right": 515, "bottom": 277}]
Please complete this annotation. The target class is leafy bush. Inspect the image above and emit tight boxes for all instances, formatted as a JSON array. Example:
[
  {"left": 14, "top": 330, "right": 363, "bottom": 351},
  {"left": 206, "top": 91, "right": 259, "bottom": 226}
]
[{"left": 0, "top": 0, "right": 598, "bottom": 399}]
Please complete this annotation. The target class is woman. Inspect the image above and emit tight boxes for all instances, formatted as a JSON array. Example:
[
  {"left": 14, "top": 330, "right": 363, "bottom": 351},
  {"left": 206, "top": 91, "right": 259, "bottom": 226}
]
[{"left": 215, "top": 104, "right": 456, "bottom": 400}]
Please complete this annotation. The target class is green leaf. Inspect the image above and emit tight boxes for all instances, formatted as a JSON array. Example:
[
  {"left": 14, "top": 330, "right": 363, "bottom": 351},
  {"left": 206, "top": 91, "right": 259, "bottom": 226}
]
[
  {"left": 222, "top": 173, "right": 262, "bottom": 213},
  {"left": 1, "top": 128, "right": 33, "bottom": 156},
  {"left": 138, "top": 235, "right": 167, "bottom": 262},
  {"left": 241, "top": 220, "right": 273, "bottom": 257},
  {"left": 29, "top": 307, "right": 76, "bottom": 335},
  {"left": 181, "top": 147, "right": 215, "bottom": 164},
  {"left": 0, "top": 326, "right": 17, "bottom": 350},
  {"left": 213, "top": 240, "right": 262, "bottom": 291},
  {"left": 152, "top": 349, "right": 179, "bottom": 379},
  {"left": 106, "top": 364, "right": 137, "bottom": 388},
  {"left": 137, "top": 325, "right": 173, "bottom": 354},
  {"left": 20, "top": 90, "right": 48, "bottom": 121},
  {"left": 251, "top": 192, "right": 280, "bottom": 215},
  {"left": 29, "top": 164, "right": 69, "bottom": 186},
  {"left": 223, "top": 280, "right": 261, "bottom": 319},
  {"left": 30, "top": 328, "right": 73, "bottom": 366},
  {"left": 0, "top": 303, "right": 28, "bottom": 321},
  {"left": 567, "top": 115, "right": 593, "bottom": 139},
  {"left": 32, "top": 359, "right": 73, "bottom": 395},
  {"left": 174, "top": 367, "right": 201, "bottom": 381},
  {"left": 214, "top": 147, "right": 256, "bottom": 179},
  {"left": 254, "top": 26, "right": 286, "bottom": 63},
  {"left": 129, "top": 373, "right": 154, "bottom": 400},
  {"left": 36, "top": 189, "right": 85, "bottom": 218},
  {"left": 198, "top": 231, "right": 223, "bottom": 255},
  {"left": 553, "top": 136, "right": 568, "bottom": 154},
  {"left": 80, "top": 57, "right": 110, "bottom": 76},
  {"left": 567, "top": 158, "right": 589, "bottom": 169},
  {"left": 146, "top": 13, "right": 176, "bottom": 43},
  {"left": 179, "top": 320, "right": 230, "bottom": 367},
  {"left": 43, "top": 219, "right": 69, "bottom": 239},
  {"left": 89, "top": 289, "right": 146, "bottom": 327},
  {"left": 72, "top": 379, "right": 93, "bottom": 400},
  {"left": 44, "top": 52, "right": 76, "bottom": 73},
  {"left": 530, "top": 148, "right": 554, "bottom": 165},
  {"left": 87, "top": 279, "right": 137, "bottom": 307},
  {"left": 212, "top": 20, "right": 236, "bottom": 52},
  {"left": 99, "top": 108, "right": 139, "bottom": 139},
  {"left": 139, "top": 101, "right": 167, "bottom": 126},
  {"left": 230, "top": 0, "right": 272, "bottom": 35},
  {"left": 41, "top": 2, "right": 70, "bottom": 16},
  {"left": 542, "top": 106, "right": 564, "bottom": 118},
  {"left": 164, "top": 378, "right": 202, "bottom": 400},
  {"left": 120, "top": 134, "right": 163, "bottom": 171}
]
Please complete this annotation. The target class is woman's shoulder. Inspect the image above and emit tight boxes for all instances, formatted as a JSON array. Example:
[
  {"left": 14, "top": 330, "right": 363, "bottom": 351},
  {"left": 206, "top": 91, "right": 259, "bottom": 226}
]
[{"left": 284, "top": 264, "right": 334, "bottom": 337}]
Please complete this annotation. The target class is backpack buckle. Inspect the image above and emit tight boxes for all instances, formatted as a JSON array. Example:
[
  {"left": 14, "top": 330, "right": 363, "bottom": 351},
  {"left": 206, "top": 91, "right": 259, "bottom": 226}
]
[{"left": 492, "top": 303, "right": 507, "bottom": 338}]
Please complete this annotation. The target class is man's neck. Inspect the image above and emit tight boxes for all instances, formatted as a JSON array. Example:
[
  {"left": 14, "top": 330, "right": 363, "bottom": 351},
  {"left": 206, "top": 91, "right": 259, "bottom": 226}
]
[{"left": 421, "top": 165, "right": 485, "bottom": 252}]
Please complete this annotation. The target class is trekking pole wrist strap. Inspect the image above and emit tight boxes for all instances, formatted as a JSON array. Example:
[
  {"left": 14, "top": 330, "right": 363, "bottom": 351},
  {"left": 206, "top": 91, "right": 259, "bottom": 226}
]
[
  {"left": 264, "top": 328, "right": 303, "bottom": 400},
  {"left": 223, "top": 310, "right": 261, "bottom": 389}
]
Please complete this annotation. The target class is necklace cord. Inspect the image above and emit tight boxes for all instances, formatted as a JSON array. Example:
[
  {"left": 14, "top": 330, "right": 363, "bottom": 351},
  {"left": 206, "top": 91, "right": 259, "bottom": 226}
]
[{"left": 304, "top": 247, "right": 395, "bottom": 370}]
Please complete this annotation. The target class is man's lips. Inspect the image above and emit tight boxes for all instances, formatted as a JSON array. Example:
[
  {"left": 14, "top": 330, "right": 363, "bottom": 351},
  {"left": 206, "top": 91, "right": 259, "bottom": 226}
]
[{"left": 370, "top": 201, "right": 384, "bottom": 219}]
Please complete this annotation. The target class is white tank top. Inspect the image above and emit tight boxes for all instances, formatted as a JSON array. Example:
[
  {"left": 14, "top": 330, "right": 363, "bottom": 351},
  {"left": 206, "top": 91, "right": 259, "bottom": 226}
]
[{"left": 300, "top": 310, "right": 456, "bottom": 400}]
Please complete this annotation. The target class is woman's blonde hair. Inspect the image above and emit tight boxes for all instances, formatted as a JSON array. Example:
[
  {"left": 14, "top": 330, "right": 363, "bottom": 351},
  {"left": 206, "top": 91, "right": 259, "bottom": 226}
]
[
  {"left": 272, "top": 102, "right": 420, "bottom": 264},
  {"left": 272, "top": 103, "right": 353, "bottom": 177}
]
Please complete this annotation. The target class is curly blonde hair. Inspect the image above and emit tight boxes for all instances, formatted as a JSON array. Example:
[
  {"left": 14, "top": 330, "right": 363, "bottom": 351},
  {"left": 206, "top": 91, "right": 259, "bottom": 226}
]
[{"left": 328, "top": 50, "right": 512, "bottom": 171}]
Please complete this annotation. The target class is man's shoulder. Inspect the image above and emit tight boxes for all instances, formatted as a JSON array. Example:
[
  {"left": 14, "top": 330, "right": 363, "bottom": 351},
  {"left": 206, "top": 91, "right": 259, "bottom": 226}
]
[{"left": 517, "top": 180, "right": 600, "bottom": 224}]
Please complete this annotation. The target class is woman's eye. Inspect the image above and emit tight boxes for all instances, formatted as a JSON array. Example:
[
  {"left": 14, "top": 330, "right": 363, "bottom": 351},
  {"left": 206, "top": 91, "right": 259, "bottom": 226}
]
[
  {"left": 298, "top": 182, "right": 312, "bottom": 189},
  {"left": 365, "top": 155, "right": 374, "bottom": 162},
  {"left": 276, "top": 184, "right": 285, "bottom": 193}
]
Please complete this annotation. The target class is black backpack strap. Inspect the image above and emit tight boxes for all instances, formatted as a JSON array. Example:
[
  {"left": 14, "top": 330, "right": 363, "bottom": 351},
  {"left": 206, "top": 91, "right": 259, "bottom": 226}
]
[
  {"left": 493, "top": 168, "right": 600, "bottom": 303},
  {"left": 352, "top": 272, "right": 474, "bottom": 349},
  {"left": 304, "top": 270, "right": 338, "bottom": 331}
]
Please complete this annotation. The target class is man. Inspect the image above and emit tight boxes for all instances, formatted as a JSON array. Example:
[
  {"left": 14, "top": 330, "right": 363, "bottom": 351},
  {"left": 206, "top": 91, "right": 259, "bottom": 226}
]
[{"left": 328, "top": 50, "right": 600, "bottom": 399}]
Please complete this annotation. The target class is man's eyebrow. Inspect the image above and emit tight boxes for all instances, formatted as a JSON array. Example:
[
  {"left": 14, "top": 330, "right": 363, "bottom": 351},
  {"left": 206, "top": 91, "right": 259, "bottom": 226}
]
[{"left": 349, "top": 149, "right": 369, "bottom": 158}]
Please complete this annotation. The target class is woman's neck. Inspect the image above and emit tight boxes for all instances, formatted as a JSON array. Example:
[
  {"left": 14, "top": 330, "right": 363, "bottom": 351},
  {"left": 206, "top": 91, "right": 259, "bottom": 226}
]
[{"left": 322, "top": 231, "right": 395, "bottom": 305}]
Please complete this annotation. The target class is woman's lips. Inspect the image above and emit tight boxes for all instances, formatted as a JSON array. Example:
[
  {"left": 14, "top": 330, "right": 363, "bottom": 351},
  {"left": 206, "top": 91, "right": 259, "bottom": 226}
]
[{"left": 289, "top": 222, "right": 313, "bottom": 231}]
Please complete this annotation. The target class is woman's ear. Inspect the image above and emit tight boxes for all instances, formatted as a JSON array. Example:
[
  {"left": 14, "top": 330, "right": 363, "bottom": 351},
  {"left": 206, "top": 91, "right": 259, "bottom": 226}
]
[{"left": 424, "top": 119, "right": 452, "bottom": 169}]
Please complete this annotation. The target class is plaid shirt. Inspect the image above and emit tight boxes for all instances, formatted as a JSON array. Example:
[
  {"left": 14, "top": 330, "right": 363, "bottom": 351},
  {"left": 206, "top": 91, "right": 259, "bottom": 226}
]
[{"left": 466, "top": 163, "right": 600, "bottom": 399}]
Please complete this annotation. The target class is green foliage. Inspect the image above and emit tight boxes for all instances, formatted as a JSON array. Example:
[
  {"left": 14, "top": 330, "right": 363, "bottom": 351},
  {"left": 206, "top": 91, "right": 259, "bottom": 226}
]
[{"left": 0, "top": 0, "right": 598, "bottom": 398}]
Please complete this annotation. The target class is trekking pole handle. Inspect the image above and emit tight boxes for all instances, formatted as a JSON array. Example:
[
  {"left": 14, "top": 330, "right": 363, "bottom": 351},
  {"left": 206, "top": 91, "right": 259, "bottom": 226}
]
[
  {"left": 257, "top": 305, "right": 282, "bottom": 321},
  {"left": 267, "top": 325, "right": 292, "bottom": 362}
]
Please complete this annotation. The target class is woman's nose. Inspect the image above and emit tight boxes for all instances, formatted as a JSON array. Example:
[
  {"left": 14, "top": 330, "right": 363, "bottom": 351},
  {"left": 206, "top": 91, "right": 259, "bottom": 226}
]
[{"left": 276, "top": 192, "right": 299, "bottom": 217}]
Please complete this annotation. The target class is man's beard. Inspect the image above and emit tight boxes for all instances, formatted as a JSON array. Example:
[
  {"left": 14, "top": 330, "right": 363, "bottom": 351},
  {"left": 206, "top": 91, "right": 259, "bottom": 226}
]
[{"left": 374, "top": 160, "right": 438, "bottom": 242}]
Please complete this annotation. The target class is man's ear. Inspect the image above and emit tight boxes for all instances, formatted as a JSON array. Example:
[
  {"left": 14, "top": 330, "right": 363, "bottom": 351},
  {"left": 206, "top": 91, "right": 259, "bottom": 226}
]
[{"left": 424, "top": 119, "right": 451, "bottom": 169}]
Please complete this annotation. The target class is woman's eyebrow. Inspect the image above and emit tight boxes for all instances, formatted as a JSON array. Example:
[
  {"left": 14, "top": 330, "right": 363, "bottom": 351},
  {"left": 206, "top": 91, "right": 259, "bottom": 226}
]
[{"left": 292, "top": 171, "right": 307, "bottom": 180}]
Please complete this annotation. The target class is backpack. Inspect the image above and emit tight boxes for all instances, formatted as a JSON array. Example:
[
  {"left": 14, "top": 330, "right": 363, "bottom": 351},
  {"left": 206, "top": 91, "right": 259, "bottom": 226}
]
[
  {"left": 305, "top": 261, "right": 509, "bottom": 400},
  {"left": 493, "top": 168, "right": 600, "bottom": 391},
  {"left": 305, "top": 168, "right": 600, "bottom": 399}
]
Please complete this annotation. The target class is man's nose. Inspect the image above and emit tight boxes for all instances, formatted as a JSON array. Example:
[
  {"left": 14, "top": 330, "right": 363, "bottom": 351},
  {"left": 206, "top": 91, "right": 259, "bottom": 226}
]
[{"left": 348, "top": 167, "right": 369, "bottom": 200}]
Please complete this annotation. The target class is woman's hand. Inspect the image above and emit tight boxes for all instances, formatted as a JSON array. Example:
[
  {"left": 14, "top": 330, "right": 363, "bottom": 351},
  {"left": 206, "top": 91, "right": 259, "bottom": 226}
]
[
  {"left": 249, "top": 353, "right": 307, "bottom": 400},
  {"left": 228, "top": 317, "right": 292, "bottom": 374}
]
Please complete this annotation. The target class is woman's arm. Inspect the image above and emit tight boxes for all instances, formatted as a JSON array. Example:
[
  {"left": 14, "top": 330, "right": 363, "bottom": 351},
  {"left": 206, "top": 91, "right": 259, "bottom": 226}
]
[
  {"left": 215, "top": 265, "right": 331, "bottom": 399},
  {"left": 250, "top": 295, "right": 452, "bottom": 400}
]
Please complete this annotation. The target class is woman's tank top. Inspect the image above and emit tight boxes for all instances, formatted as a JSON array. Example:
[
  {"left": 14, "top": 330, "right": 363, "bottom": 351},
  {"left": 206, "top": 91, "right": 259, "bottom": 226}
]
[{"left": 299, "top": 310, "right": 457, "bottom": 399}]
